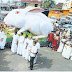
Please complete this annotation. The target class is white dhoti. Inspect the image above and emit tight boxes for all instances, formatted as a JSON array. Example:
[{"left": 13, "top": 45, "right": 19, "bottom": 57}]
[
  {"left": 17, "top": 42, "right": 23, "bottom": 55},
  {"left": 0, "top": 35, "right": 7, "bottom": 49},
  {"left": 22, "top": 38, "right": 29, "bottom": 59},
  {"left": 17, "top": 36, "right": 25, "bottom": 55},
  {"left": 57, "top": 42, "right": 64, "bottom": 53},
  {"left": 11, "top": 43, "right": 18, "bottom": 53},
  {"left": 11, "top": 34, "right": 19, "bottom": 53},
  {"left": 25, "top": 39, "right": 33, "bottom": 60},
  {"left": 34, "top": 42, "right": 40, "bottom": 63},
  {"left": 62, "top": 45, "right": 71, "bottom": 59},
  {"left": 57, "top": 39, "right": 66, "bottom": 53}
]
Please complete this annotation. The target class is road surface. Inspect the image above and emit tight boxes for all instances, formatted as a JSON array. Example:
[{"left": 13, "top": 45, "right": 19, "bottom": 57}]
[{"left": 0, "top": 47, "right": 72, "bottom": 71}]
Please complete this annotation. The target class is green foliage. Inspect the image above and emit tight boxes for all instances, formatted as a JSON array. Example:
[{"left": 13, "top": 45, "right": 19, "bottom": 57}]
[{"left": 42, "top": 0, "right": 56, "bottom": 9}]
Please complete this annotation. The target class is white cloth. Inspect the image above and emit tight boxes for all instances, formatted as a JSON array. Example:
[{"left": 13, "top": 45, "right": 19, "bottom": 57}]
[
  {"left": 36, "top": 42, "right": 40, "bottom": 50},
  {"left": 17, "top": 36, "right": 25, "bottom": 55},
  {"left": 62, "top": 44, "right": 71, "bottom": 59},
  {"left": 0, "top": 31, "right": 7, "bottom": 49},
  {"left": 34, "top": 42, "right": 40, "bottom": 63},
  {"left": 11, "top": 34, "right": 19, "bottom": 53},
  {"left": 30, "top": 46, "right": 37, "bottom": 57},
  {"left": 22, "top": 38, "right": 29, "bottom": 58},
  {"left": 26, "top": 39, "right": 33, "bottom": 61},
  {"left": 70, "top": 47, "right": 72, "bottom": 60},
  {"left": 57, "top": 39, "right": 66, "bottom": 53}
]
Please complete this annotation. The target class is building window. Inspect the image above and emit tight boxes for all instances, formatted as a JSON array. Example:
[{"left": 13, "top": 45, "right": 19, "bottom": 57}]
[
  {"left": 35, "top": 4, "right": 38, "bottom": 7},
  {"left": 60, "top": 11, "right": 63, "bottom": 13}
]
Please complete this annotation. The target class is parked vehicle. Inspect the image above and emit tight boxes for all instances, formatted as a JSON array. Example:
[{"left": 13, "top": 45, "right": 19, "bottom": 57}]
[
  {"left": 58, "top": 18, "right": 69, "bottom": 25},
  {"left": 66, "top": 15, "right": 72, "bottom": 24},
  {"left": 50, "top": 16, "right": 57, "bottom": 23}
]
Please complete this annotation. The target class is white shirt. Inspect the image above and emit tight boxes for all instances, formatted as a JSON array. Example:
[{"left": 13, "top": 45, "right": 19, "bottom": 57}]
[
  {"left": 12, "top": 34, "right": 19, "bottom": 44},
  {"left": 30, "top": 46, "right": 37, "bottom": 57},
  {"left": 18, "top": 36, "right": 25, "bottom": 43},
  {"left": 36, "top": 42, "right": 40, "bottom": 50},
  {"left": 28, "top": 39, "right": 33, "bottom": 50}
]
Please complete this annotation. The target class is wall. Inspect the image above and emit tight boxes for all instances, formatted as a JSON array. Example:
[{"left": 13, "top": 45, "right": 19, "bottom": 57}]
[
  {"left": 48, "top": 10, "right": 69, "bottom": 18},
  {"left": 69, "top": 1, "right": 72, "bottom": 15}
]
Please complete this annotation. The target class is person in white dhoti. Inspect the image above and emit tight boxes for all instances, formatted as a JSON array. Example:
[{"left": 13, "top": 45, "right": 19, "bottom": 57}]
[
  {"left": 0, "top": 29, "right": 7, "bottom": 50},
  {"left": 62, "top": 40, "right": 71, "bottom": 59},
  {"left": 22, "top": 34, "right": 29, "bottom": 59},
  {"left": 17, "top": 32, "right": 25, "bottom": 55},
  {"left": 57, "top": 36, "right": 66, "bottom": 53},
  {"left": 26, "top": 36, "right": 33, "bottom": 61},
  {"left": 34, "top": 39, "right": 40, "bottom": 64},
  {"left": 11, "top": 31, "right": 19, "bottom": 53},
  {"left": 70, "top": 40, "right": 72, "bottom": 60}
]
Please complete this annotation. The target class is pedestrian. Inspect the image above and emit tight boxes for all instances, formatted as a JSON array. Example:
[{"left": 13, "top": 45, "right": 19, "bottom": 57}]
[
  {"left": 52, "top": 33, "right": 59, "bottom": 51},
  {"left": 29, "top": 41, "right": 37, "bottom": 70},
  {"left": 0, "top": 29, "right": 7, "bottom": 50},
  {"left": 17, "top": 32, "right": 25, "bottom": 55},
  {"left": 62, "top": 41, "right": 71, "bottom": 59},
  {"left": 34, "top": 39, "right": 40, "bottom": 64},
  {"left": 48, "top": 31, "right": 54, "bottom": 48},
  {"left": 22, "top": 34, "right": 29, "bottom": 59},
  {"left": 11, "top": 31, "right": 19, "bottom": 53},
  {"left": 26, "top": 36, "right": 33, "bottom": 61},
  {"left": 57, "top": 36, "right": 66, "bottom": 53}
]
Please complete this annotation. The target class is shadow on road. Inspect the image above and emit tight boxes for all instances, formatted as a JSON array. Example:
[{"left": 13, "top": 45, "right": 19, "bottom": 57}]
[
  {"left": 0, "top": 49, "right": 13, "bottom": 71},
  {"left": 34, "top": 54, "right": 53, "bottom": 70}
]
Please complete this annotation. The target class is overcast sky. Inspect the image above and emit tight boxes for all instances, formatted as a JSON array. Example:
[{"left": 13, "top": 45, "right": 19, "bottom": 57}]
[{"left": 0, "top": 0, "right": 65, "bottom": 4}]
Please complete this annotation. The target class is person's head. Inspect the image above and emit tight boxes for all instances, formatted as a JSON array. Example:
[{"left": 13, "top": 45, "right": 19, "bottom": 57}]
[
  {"left": 35, "top": 38, "right": 38, "bottom": 42},
  {"left": 33, "top": 41, "right": 37, "bottom": 46},
  {"left": 20, "top": 32, "right": 23, "bottom": 36},
  {"left": 29, "top": 36, "right": 32, "bottom": 40},
  {"left": 51, "top": 31, "right": 53, "bottom": 33},
  {"left": 25, "top": 34, "right": 28, "bottom": 38},
  {"left": 63, "top": 36, "right": 65, "bottom": 39},
  {"left": 14, "top": 31, "right": 17, "bottom": 35}
]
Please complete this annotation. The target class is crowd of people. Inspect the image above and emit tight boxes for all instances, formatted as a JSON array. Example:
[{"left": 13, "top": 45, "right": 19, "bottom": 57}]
[
  {"left": 0, "top": 23, "right": 72, "bottom": 70},
  {"left": 11, "top": 31, "right": 40, "bottom": 70},
  {"left": 48, "top": 23, "right": 72, "bottom": 60}
]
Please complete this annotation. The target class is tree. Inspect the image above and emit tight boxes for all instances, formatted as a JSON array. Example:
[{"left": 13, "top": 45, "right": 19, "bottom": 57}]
[{"left": 42, "top": 0, "right": 56, "bottom": 10}]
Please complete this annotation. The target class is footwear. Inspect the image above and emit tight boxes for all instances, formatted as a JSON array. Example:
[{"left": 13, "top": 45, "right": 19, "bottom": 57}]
[{"left": 30, "top": 69, "right": 33, "bottom": 70}]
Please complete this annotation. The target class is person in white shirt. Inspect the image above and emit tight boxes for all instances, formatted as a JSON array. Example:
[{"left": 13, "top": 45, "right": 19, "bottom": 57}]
[
  {"left": 57, "top": 36, "right": 66, "bottom": 53},
  {"left": 29, "top": 41, "right": 37, "bottom": 70},
  {"left": 62, "top": 40, "right": 71, "bottom": 59},
  {"left": 17, "top": 32, "right": 25, "bottom": 55},
  {"left": 34, "top": 39, "right": 40, "bottom": 64},
  {"left": 70, "top": 44, "right": 72, "bottom": 60},
  {"left": 22, "top": 34, "right": 29, "bottom": 58},
  {"left": 26, "top": 36, "right": 33, "bottom": 61},
  {"left": 0, "top": 29, "right": 7, "bottom": 50},
  {"left": 11, "top": 31, "right": 19, "bottom": 53}
]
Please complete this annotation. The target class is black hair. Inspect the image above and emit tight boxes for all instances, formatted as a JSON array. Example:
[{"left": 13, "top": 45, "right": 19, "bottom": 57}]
[
  {"left": 33, "top": 41, "right": 37, "bottom": 45},
  {"left": 25, "top": 34, "right": 28, "bottom": 38},
  {"left": 15, "top": 31, "right": 17, "bottom": 35},
  {"left": 21, "top": 32, "right": 23, "bottom": 35}
]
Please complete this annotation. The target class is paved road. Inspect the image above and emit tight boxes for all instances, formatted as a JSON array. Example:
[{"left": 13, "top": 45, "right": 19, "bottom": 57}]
[{"left": 0, "top": 47, "right": 72, "bottom": 71}]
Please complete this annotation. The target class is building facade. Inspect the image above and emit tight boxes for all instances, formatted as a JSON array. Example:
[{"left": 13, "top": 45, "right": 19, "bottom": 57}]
[
  {"left": 48, "top": 10, "right": 69, "bottom": 18},
  {"left": 21, "top": 0, "right": 43, "bottom": 8}
]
